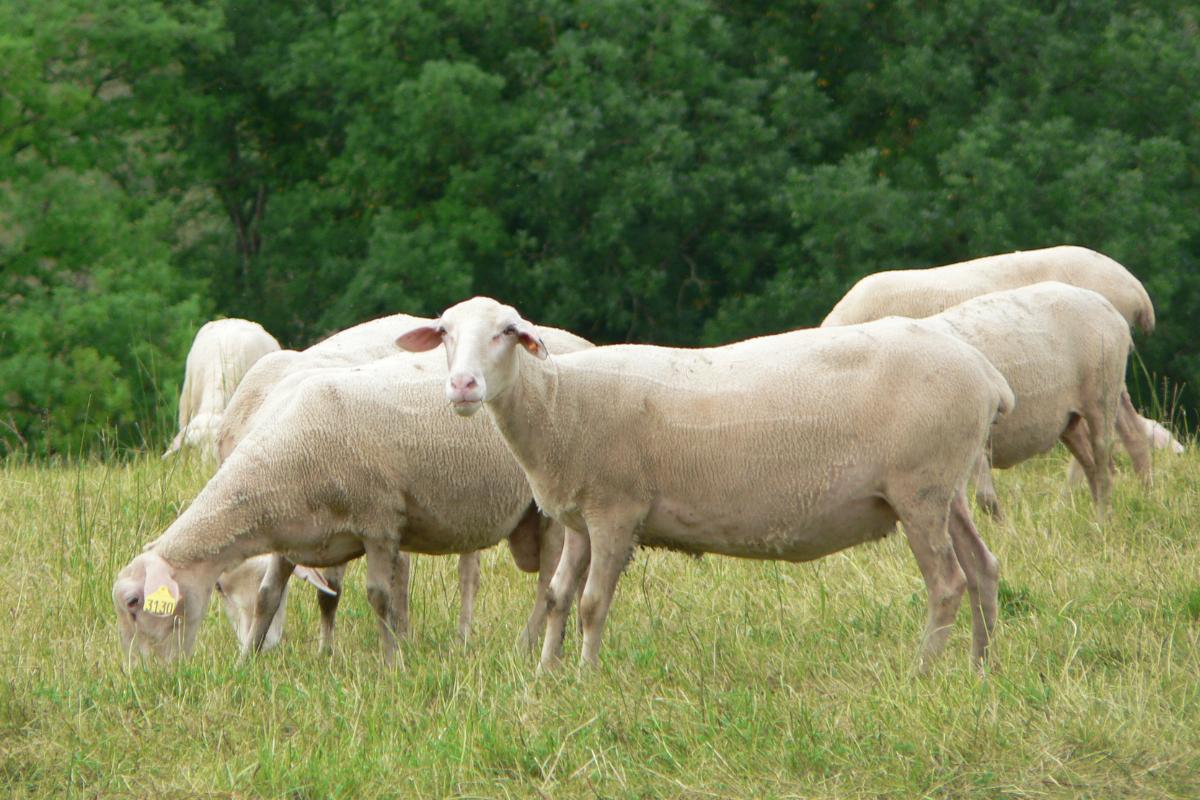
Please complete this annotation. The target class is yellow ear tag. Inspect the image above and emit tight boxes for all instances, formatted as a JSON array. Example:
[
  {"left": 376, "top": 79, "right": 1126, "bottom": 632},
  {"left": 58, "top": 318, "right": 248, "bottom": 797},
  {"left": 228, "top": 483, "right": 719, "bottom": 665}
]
[{"left": 144, "top": 585, "right": 178, "bottom": 616}]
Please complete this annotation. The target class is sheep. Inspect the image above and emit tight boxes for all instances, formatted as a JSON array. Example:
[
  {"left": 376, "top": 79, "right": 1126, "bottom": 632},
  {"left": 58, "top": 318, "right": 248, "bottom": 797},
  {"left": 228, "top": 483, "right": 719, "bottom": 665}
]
[
  {"left": 911, "top": 283, "right": 1147, "bottom": 518},
  {"left": 113, "top": 328, "right": 593, "bottom": 664},
  {"left": 164, "top": 318, "right": 280, "bottom": 459},
  {"left": 397, "top": 297, "right": 1015, "bottom": 671},
  {"left": 821, "top": 245, "right": 1155, "bottom": 333},
  {"left": 213, "top": 313, "right": 473, "bottom": 654},
  {"left": 217, "top": 313, "right": 428, "bottom": 463},
  {"left": 821, "top": 246, "right": 1157, "bottom": 497}
]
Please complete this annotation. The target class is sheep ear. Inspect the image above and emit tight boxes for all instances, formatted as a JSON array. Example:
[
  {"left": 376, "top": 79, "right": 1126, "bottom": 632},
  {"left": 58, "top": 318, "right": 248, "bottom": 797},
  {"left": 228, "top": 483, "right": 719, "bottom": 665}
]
[
  {"left": 292, "top": 566, "right": 338, "bottom": 596},
  {"left": 142, "top": 554, "right": 181, "bottom": 617},
  {"left": 515, "top": 322, "right": 548, "bottom": 360},
  {"left": 395, "top": 325, "right": 443, "bottom": 352}
]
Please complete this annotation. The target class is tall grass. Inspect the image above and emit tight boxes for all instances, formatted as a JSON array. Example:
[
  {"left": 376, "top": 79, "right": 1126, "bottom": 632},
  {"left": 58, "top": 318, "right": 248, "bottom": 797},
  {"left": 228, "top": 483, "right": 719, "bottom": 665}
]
[{"left": 1, "top": 448, "right": 1198, "bottom": 798}]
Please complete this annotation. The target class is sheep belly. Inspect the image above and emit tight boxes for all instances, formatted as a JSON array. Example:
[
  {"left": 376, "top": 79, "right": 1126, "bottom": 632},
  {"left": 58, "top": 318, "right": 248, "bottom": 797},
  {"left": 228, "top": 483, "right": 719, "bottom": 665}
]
[{"left": 640, "top": 494, "right": 898, "bottom": 561}]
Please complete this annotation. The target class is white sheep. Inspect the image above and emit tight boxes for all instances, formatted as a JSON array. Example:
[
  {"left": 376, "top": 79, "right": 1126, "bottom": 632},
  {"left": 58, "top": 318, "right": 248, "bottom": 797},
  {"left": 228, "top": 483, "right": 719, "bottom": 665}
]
[
  {"left": 213, "top": 313, "right": 463, "bottom": 654},
  {"left": 821, "top": 245, "right": 1155, "bottom": 332},
  {"left": 164, "top": 318, "right": 280, "bottom": 459},
  {"left": 397, "top": 297, "right": 1015, "bottom": 671},
  {"left": 113, "top": 330, "right": 592, "bottom": 664},
  {"left": 821, "top": 246, "right": 1158, "bottom": 497},
  {"left": 913, "top": 283, "right": 1146, "bottom": 518}
]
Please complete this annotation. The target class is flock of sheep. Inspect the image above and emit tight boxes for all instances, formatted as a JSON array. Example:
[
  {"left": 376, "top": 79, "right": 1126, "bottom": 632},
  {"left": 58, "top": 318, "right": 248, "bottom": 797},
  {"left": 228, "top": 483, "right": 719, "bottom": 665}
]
[{"left": 112, "top": 245, "right": 1183, "bottom": 671}]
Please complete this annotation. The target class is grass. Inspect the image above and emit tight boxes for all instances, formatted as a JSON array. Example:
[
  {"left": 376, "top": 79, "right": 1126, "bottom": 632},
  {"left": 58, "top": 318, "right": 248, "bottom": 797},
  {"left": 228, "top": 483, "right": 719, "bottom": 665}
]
[{"left": 2, "top": 448, "right": 1198, "bottom": 798}]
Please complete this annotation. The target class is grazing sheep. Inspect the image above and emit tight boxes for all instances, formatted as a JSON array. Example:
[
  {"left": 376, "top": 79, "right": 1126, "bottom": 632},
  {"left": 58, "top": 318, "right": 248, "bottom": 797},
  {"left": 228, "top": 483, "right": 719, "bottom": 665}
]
[
  {"left": 164, "top": 319, "right": 280, "bottom": 459},
  {"left": 914, "top": 283, "right": 1146, "bottom": 518},
  {"left": 821, "top": 246, "right": 1157, "bottom": 494},
  {"left": 214, "top": 313, "right": 472, "bottom": 654},
  {"left": 821, "top": 245, "right": 1155, "bottom": 333},
  {"left": 397, "top": 297, "right": 1015, "bottom": 671},
  {"left": 113, "top": 329, "right": 592, "bottom": 664}
]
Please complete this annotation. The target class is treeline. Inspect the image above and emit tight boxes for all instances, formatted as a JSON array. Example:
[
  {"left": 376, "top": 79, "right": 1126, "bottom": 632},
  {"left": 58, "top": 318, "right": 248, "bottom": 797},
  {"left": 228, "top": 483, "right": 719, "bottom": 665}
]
[{"left": 2, "top": 0, "right": 1198, "bottom": 456}]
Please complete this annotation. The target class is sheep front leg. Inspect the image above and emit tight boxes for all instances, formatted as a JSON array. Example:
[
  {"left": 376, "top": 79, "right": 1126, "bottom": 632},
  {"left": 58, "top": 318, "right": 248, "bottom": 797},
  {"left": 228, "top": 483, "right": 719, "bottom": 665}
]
[
  {"left": 577, "top": 514, "right": 638, "bottom": 668},
  {"left": 239, "top": 554, "right": 295, "bottom": 663},
  {"left": 457, "top": 552, "right": 481, "bottom": 643},
  {"left": 316, "top": 564, "right": 346, "bottom": 655},
  {"left": 364, "top": 546, "right": 411, "bottom": 665},
  {"left": 539, "top": 526, "right": 590, "bottom": 670}
]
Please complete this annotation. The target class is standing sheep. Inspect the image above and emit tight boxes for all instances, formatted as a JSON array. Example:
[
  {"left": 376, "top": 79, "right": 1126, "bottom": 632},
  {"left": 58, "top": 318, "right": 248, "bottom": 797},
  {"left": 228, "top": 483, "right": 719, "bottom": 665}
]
[
  {"left": 915, "top": 283, "right": 1146, "bottom": 518},
  {"left": 398, "top": 297, "right": 1014, "bottom": 671},
  {"left": 164, "top": 318, "right": 280, "bottom": 459},
  {"left": 113, "top": 332, "right": 592, "bottom": 664}
]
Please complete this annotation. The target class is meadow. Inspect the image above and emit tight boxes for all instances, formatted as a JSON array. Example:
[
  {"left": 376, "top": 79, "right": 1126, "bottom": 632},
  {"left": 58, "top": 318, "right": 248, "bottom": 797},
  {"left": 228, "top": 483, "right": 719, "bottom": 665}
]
[{"left": 2, "top": 448, "right": 1198, "bottom": 798}]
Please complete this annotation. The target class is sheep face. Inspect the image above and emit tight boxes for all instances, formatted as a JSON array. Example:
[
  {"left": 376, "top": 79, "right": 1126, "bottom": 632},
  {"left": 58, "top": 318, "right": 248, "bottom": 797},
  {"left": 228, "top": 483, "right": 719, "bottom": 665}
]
[
  {"left": 112, "top": 551, "right": 212, "bottom": 662},
  {"left": 395, "top": 297, "right": 546, "bottom": 416}
]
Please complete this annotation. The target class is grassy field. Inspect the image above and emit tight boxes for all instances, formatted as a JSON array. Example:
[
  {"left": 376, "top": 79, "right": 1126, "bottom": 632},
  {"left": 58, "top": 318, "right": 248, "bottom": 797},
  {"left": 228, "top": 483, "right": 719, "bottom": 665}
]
[{"left": 2, "top": 448, "right": 1198, "bottom": 798}]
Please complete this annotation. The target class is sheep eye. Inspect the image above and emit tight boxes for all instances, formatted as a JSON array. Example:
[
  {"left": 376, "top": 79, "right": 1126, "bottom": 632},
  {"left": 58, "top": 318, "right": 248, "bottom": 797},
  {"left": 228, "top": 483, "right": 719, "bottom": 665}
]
[
  {"left": 502, "top": 325, "right": 517, "bottom": 336},
  {"left": 436, "top": 326, "right": 447, "bottom": 337},
  {"left": 126, "top": 595, "right": 140, "bottom": 610},
  {"left": 215, "top": 581, "right": 225, "bottom": 596}
]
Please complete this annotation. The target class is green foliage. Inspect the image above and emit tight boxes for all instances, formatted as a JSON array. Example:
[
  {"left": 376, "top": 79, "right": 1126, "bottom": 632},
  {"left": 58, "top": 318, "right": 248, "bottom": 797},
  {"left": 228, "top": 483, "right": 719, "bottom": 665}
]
[{"left": 3, "top": 0, "right": 1200, "bottom": 454}]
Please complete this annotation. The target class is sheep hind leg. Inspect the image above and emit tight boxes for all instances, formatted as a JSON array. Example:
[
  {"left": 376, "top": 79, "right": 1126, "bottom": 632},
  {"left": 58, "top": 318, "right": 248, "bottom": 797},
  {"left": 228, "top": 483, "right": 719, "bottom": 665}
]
[
  {"left": 539, "top": 526, "right": 591, "bottom": 671},
  {"left": 364, "top": 547, "right": 411, "bottom": 665},
  {"left": 456, "top": 551, "right": 481, "bottom": 643},
  {"left": 892, "top": 488, "right": 967, "bottom": 672},
  {"left": 1061, "top": 414, "right": 1112, "bottom": 519},
  {"left": 1065, "top": 417, "right": 1099, "bottom": 510},
  {"left": 238, "top": 554, "right": 294, "bottom": 663},
  {"left": 316, "top": 564, "right": 345, "bottom": 655},
  {"left": 947, "top": 491, "right": 999, "bottom": 669},
  {"left": 1116, "top": 391, "right": 1153, "bottom": 487}
]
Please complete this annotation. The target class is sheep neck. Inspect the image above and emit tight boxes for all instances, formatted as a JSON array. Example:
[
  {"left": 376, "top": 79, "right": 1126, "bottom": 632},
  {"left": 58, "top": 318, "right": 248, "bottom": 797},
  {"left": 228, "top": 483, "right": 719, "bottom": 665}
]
[
  {"left": 155, "top": 446, "right": 286, "bottom": 573},
  {"left": 485, "top": 352, "right": 575, "bottom": 497}
]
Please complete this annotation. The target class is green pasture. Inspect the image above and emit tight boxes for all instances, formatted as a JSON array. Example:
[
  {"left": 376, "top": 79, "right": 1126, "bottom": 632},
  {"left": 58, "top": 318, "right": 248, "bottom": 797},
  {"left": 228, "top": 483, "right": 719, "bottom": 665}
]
[{"left": 2, "top": 449, "right": 1198, "bottom": 798}]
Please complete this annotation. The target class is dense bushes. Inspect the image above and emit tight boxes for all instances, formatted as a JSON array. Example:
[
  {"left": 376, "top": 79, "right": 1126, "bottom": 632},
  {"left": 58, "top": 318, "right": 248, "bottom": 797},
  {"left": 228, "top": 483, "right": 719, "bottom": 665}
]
[{"left": 3, "top": 0, "right": 1198, "bottom": 456}]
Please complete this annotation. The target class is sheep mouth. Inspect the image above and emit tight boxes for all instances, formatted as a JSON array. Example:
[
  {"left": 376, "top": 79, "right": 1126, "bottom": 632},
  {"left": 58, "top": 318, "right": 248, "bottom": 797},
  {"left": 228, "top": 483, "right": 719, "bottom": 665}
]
[{"left": 450, "top": 399, "right": 482, "bottom": 416}]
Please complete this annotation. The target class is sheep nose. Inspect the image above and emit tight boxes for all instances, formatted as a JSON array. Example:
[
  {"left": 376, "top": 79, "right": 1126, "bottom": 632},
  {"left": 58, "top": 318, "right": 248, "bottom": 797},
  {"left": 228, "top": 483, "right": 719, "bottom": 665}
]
[{"left": 449, "top": 375, "right": 477, "bottom": 393}]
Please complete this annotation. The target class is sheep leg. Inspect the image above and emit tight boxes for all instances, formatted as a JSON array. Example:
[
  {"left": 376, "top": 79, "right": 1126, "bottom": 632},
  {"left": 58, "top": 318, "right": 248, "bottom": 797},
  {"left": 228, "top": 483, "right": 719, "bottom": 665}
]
[
  {"left": 316, "top": 564, "right": 346, "bottom": 655},
  {"left": 1116, "top": 392, "right": 1153, "bottom": 487},
  {"left": 971, "top": 452, "right": 1004, "bottom": 520},
  {"left": 1061, "top": 414, "right": 1112, "bottom": 517},
  {"left": 456, "top": 551, "right": 481, "bottom": 643},
  {"left": 519, "top": 520, "right": 558, "bottom": 651},
  {"left": 235, "top": 554, "right": 294, "bottom": 663},
  {"left": 577, "top": 515, "right": 637, "bottom": 668},
  {"left": 1061, "top": 415, "right": 1100, "bottom": 496},
  {"left": 947, "top": 491, "right": 999, "bottom": 668},
  {"left": 539, "top": 526, "right": 590, "bottom": 670},
  {"left": 364, "top": 547, "right": 411, "bottom": 665},
  {"left": 893, "top": 490, "right": 966, "bottom": 671},
  {"left": 1085, "top": 404, "right": 1115, "bottom": 516}
]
